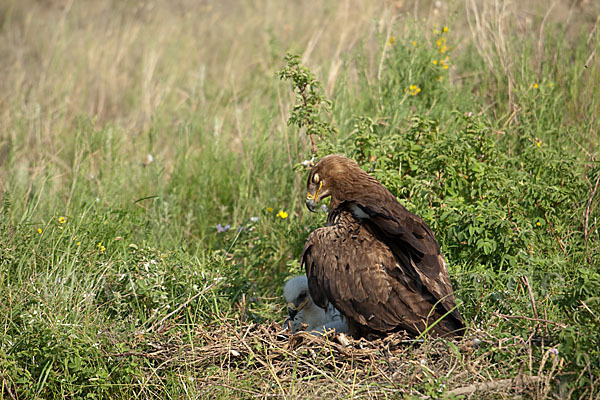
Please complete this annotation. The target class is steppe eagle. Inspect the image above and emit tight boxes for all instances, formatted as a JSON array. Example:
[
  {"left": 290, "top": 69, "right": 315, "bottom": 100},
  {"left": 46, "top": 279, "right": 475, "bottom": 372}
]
[
  {"left": 301, "top": 154, "right": 464, "bottom": 338},
  {"left": 283, "top": 275, "right": 348, "bottom": 334}
]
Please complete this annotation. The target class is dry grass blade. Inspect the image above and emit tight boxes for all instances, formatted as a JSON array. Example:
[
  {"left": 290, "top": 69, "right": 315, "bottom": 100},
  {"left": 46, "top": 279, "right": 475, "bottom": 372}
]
[
  {"left": 103, "top": 320, "right": 564, "bottom": 398},
  {"left": 584, "top": 173, "right": 600, "bottom": 263}
]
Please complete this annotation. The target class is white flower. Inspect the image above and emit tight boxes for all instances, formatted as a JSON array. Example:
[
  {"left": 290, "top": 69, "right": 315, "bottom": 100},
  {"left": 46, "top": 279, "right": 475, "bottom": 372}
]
[{"left": 301, "top": 157, "right": 315, "bottom": 167}]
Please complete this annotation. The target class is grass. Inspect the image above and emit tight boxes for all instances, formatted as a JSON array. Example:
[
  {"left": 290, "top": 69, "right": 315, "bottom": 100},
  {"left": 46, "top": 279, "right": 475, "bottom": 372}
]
[{"left": 1, "top": 0, "right": 599, "bottom": 398}]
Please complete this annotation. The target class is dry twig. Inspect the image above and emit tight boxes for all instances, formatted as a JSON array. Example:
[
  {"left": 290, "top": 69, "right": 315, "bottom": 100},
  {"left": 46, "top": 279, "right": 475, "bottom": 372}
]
[
  {"left": 492, "top": 312, "right": 567, "bottom": 329},
  {"left": 102, "top": 320, "right": 562, "bottom": 398},
  {"left": 441, "top": 375, "right": 543, "bottom": 398}
]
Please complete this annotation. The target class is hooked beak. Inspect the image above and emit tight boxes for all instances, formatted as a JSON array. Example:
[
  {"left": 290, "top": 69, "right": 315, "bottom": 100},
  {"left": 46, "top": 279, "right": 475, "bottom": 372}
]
[
  {"left": 287, "top": 305, "right": 298, "bottom": 320},
  {"left": 305, "top": 180, "right": 323, "bottom": 213},
  {"left": 287, "top": 302, "right": 300, "bottom": 319},
  {"left": 287, "top": 296, "right": 310, "bottom": 320},
  {"left": 306, "top": 198, "right": 317, "bottom": 212}
]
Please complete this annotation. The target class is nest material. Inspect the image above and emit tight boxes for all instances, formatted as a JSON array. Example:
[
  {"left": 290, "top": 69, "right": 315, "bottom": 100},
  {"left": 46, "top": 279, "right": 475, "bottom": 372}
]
[{"left": 107, "top": 318, "right": 562, "bottom": 399}]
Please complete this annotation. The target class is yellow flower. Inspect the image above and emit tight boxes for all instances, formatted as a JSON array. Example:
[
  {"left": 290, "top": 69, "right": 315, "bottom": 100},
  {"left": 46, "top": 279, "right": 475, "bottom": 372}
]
[
  {"left": 443, "top": 26, "right": 449, "bottom": 33},
  {"left": 443, "top": 64, "right": 449, "bottom": 69},
  {"left": 388, "top": 36, "right": 396, "bottom": 45},
  {"left": 433, "top": 60, "right": 438, "bottom": 65},
  {"left": 440, "top": 45, "right": 447, "bottom": 53},
  {"left": 438, "top": 75, "right": 444, "bottom": 81},
  {"left": 277, "top": 210, "right": 288, "bottom": 219},
  {"left": 536, "top": 221, "right": 541, "bottom": 227},
  {"left": 97, "top": 242, "right": 105, "bottom": 252},
  {"left": 266, "top": 207, "right": 273, "bottom": 213},
  {"left": 537, "top": 140, "right": 542, "bottom": 147},
  {"left": 37, "top": 228, "right": 42, "bottom": 234},
  {"left": 534, "top": 83, "right": 539, "bottom": 89},
  {"left": 76, "top": 241, "right": 81, "bottom": 246},
  {"left": 408, "top": 85, "right": 421, "bottom": 95},
  {"left": 412, "top": 41, "right": 417, "bottom": 47},
  {"left": 58, "top": 216, "right": 66, "bottom": 224}
]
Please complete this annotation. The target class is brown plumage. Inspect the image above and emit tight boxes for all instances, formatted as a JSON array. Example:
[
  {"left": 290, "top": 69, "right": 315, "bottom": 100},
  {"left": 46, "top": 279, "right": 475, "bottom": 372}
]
[{"left": 301, "top": 154, "right": 464, "bottom": 338}]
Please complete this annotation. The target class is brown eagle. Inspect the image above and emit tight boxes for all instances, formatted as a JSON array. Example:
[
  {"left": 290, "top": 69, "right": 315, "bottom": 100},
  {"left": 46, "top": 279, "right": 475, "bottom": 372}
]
[{"left": 301, "top": 154, "right": 464, "bottom": 338}]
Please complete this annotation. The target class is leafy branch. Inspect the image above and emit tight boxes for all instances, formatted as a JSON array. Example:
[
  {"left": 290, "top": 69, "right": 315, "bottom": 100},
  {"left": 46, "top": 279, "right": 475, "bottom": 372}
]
[{"left": 278, "top": 54, "right": 336, "bottom": 154}]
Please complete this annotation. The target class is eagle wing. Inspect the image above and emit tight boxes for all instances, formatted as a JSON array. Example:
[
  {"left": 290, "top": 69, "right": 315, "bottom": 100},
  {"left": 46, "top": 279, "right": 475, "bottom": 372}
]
[
  {"left": 348, "top": 197, "right": 463, "bottom": 326},
  {"left": 302, "top": 210, "right": 459, "bottom": 336}
]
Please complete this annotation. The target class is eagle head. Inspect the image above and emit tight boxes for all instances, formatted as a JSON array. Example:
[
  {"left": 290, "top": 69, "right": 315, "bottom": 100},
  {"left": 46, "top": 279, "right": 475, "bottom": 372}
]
[
  {"left": 305, "top": 154, "right": 370, "bottom": 212},
  {"left": 283, "top": 275, "right": 312, "bottom": 319}
]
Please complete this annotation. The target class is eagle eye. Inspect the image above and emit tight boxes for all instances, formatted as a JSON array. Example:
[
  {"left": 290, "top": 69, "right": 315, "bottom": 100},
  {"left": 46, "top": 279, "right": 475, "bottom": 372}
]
[{"left": 312, "top": 173, "right": 320, "bottom": 184}]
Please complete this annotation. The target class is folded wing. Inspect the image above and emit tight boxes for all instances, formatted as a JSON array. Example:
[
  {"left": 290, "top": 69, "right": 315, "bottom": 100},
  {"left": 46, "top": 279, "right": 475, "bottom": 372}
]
[{"left": 302, "top": 210, "right": 462, "bottom": 337}]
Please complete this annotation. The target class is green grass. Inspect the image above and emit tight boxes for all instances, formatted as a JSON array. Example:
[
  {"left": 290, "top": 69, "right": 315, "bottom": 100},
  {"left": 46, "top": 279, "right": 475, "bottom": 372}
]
[{"left": 1, "top": 0, "right": 599, "bottom": 398}]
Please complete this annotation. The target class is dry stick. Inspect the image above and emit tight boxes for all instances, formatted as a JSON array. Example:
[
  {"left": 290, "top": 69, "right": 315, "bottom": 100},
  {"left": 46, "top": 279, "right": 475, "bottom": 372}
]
[
  {"left": 543, "top": 352, "right": 564, "bottom": 399},
  {"left": 521, "top": 276, "right": 539, "bottom": 323},
  {"left": 251, "top": 331, "right": 352, "bottom": 388},
  {"left": 1, "top": 373, "right": 17, "bottom": 400},
  {"left": 580, "top": 300, "right": 600, "bottom": 324},
  {"left": 535, "top": 200, "right": 569, "bottom": 261},
  {"left": 442, "top": 375, "right": 543, "bottom": 398},
  {"left": 225, "top": 321, "right": 271, "bottom": 372},
  {"left": 229, "top": 323, "right": 321, "bottom": 395},
  {"left": 584, "top": 47, "right": 597, "bottom": 70},
  {"left": 148, "top": 279, "right": 222, "bottom": 333},
  {"left": 567, "top": 359, "right": 592, "bottom": 399},
  {"left": 522, "top": 275, "right": 544, "bottom": 348},
  {"left": 105, "top": 350, "right": 166, "bottom": 359},
  {"left": 492, "top": 312, "right": 567, "bottom": 329},
  {"left": 584, "top": 173, "right": 600, "bottom": 264},
  {"left": 263, "top": 346, "right": 287, "bottom": 398},
  {"left": 206, "top": 382, "right": 272, "bottom": 398}
]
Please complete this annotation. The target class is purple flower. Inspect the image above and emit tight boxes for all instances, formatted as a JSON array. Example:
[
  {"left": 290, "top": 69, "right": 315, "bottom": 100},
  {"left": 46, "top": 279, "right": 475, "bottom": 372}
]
[{"left": 216, "top": 224, "right": 231, "bottom": 233}]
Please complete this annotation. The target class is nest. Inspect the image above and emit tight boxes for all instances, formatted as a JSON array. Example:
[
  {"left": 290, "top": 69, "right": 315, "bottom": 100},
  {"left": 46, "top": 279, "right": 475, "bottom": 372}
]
[{"left": 107, "top": 318, "right": 562, "bottom": 398}]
